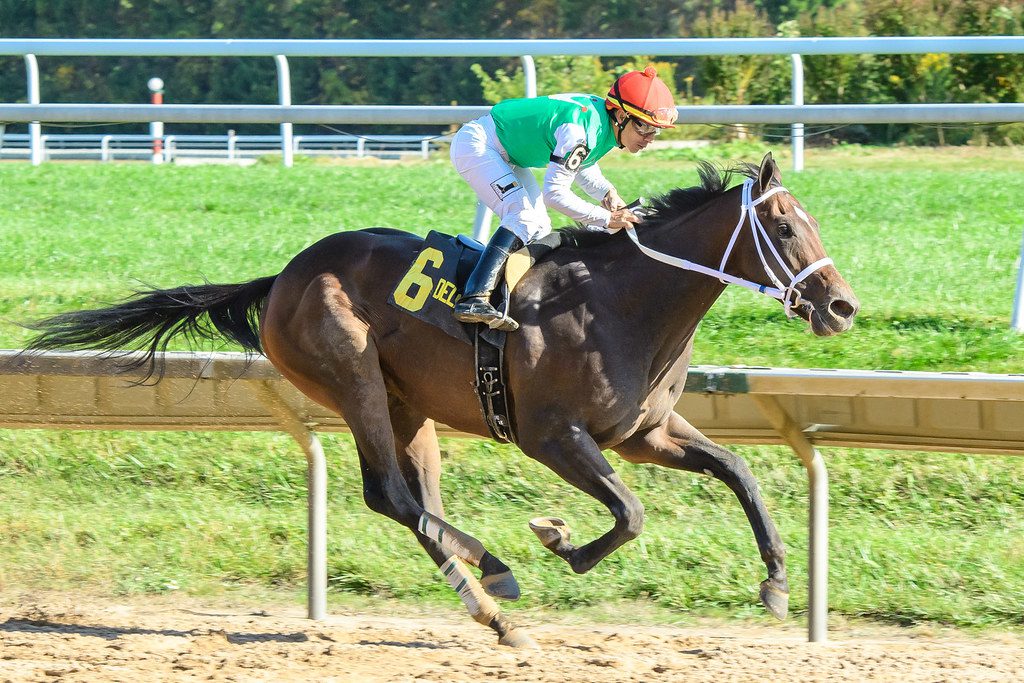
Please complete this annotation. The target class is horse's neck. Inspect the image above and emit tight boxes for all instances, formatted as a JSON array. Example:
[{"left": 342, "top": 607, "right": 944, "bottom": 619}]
[
  {"left": 596, "top": 194, "right": 739, "bottom": 377},
  {"left": 618, "top": 195, "right": 738, "bottom": 326}
]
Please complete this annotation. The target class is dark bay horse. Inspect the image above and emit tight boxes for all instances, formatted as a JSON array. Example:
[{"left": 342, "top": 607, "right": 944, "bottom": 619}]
[{"left": 25, "top": 153, "right": 858, "bottom": 648}]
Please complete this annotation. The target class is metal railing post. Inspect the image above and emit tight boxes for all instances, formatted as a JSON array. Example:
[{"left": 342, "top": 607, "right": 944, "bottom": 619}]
[
  {"left": 162, "top": 135, "right": 176, "bottom": 163},
  {"left": 1012, "top": 229, "right": 1024, "bottom": 332},
  {"left": 791, "top": 54, "right": 804, "bottom": 172},
  {"left": 24, "top": 54, "right": 42, "bottom": 166},
  {"left": 275, "top": 55, "right": 294, "bottom": 168},
  {"left": 472, "top": 202, "right": 494, "bottom": 242},
  {"left": 521, "top": 54, "right": 536, "bottom": 98},
  {"left": 753, "top": 395, "right": 828, "bottom": 643},
  {"left": 256, "top": 382, "right": 327, "bottom": 621}
]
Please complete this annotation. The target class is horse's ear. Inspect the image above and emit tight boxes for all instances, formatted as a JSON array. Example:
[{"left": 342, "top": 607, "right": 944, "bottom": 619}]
[{"left": 757, "top": 152, "right": 782, "bottom": 193}]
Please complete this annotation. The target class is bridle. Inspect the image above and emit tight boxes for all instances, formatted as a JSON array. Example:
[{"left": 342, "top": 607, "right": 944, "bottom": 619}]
[{"left": 624, "top": 178, "right": 834, "bottom": 318}]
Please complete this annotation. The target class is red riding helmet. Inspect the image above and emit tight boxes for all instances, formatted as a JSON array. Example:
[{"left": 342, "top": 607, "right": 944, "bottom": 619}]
[{"left": 606, "top": 66, "right": 678, "bottom": 128}]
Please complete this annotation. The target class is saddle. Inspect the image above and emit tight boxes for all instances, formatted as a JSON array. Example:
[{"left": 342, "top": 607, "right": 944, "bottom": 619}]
[{"left": 387, "top": 230, "right": 568, "bottom": 444}]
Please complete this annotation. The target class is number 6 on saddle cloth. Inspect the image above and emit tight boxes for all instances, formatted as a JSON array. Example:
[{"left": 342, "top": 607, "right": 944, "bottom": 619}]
[{"left": 388, "top": 229, "right": 565, "bottom": 345}]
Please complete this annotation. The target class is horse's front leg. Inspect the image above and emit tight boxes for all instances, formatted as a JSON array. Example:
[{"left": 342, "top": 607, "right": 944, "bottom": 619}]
[
  {"left": 613, "top": 411, "right": 789, "bottom": 620},
  {"left": 519, "top": 427, "right": 645, "bottom": 575}
]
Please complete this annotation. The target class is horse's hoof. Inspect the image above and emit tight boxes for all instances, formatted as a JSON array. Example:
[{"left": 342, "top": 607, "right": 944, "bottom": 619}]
[
  {"left": 529, "top": 517, "right": 571, "bottom": 552},
  {"left": 759, "top": 579, "right": 789, "bottom": 620},
  {"left": 498, "top": 629, "right": 540, "bottom": 649},
  {"left": 481, "top": 570, "right": 521, "bottom": 601}
]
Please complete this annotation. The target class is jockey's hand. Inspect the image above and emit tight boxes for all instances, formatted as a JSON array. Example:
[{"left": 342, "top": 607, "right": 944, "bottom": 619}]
[
  {"left": 602, "top": 189, "right": 626, "bottom": 211},
  {"left": 606, "top": 207, "right": 639, "bottom": 232},
  {"left": 602, "top": 188, "right": 626, "bottom": 212}
]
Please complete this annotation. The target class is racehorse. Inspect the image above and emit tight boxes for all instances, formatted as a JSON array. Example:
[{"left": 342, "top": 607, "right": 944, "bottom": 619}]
[{"left": 25, "top": 153, "right": 858, "bottom": 648}]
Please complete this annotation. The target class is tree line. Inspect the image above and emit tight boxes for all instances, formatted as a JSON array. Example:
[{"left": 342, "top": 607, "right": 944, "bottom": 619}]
[{"left": 1, "top": 0, "right": 1021, "bottom": 144}]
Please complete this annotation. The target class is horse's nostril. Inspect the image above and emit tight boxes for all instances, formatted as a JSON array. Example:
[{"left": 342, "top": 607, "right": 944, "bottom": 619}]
[{"left": 829, "top": 298, "right": 857, "bottom": 320}]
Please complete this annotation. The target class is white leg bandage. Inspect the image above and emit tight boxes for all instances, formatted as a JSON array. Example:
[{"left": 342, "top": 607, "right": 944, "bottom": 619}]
[
  {"left": 418, "top": 512, "right": 486, "bottom": 566},
  {"left": 440, "top": 556, "right": 501, "bottom": 626}
]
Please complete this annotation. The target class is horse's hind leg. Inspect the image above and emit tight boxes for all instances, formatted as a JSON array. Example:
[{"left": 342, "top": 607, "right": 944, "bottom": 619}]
[
  {"left": 316, "top": 322, "right": 492, "bottom": 568},
  {"left": 389, "top": 400, "right": 535, "bottom": 648},
  {"left": 266, "top": 286, "right": 524, "bottom": 643},
  {"left": 614, "top": 411, "right": 789, "bottom": 620}
]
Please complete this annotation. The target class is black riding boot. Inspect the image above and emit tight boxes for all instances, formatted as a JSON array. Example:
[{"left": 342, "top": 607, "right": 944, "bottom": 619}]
[{"left": 453, "top": 226, "right": 524, "bottom": 331}]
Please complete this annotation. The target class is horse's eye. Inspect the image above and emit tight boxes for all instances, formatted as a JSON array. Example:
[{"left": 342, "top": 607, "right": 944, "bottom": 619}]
[{"left": 777, "top": 222, "right": 793, "bottom": 238}]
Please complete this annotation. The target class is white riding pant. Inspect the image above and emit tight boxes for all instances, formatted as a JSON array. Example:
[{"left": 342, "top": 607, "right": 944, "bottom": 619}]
[{"left": 450, "top": 115, "right": 552, "bottom": 243}]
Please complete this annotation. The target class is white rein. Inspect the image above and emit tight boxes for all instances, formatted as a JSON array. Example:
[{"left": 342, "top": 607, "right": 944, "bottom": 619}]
[{"left": 624, "top": 178, "right": 833, "bottom": 318}]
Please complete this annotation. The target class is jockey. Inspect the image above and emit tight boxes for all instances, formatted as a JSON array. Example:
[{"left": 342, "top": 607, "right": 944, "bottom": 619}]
[{"left": 451, "top": 65, "right": 678, "bottom": 331}]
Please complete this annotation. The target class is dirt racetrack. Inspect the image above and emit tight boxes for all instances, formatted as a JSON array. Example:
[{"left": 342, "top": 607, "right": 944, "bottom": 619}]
[{"left": 2, "top": 593, "right": 1022, "bottom": 682}]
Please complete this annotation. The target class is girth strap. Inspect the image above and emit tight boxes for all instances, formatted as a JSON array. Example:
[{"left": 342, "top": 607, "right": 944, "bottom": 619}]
[{"left": 473, "top": 327, "right": 517, "bottom": 444}]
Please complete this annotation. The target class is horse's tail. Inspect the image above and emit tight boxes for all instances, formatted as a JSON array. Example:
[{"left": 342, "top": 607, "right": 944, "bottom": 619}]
[{"left": 24, "top": 275, "right": 278, "bottom": 379}]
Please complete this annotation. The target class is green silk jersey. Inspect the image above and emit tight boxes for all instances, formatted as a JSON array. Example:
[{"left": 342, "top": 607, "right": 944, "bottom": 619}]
[{"left": 491, "top": 94, "right": 618, "bottom": 170}]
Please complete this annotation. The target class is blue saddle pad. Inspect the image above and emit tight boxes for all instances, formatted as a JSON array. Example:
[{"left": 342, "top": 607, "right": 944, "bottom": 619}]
[{"left": 387, "top": 230, "right": 480, "bottom": 344}]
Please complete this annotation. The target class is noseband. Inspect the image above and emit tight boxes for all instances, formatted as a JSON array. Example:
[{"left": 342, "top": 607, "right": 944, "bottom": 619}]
[{"left": 624, "top": 178, "right": 833, "bottom": 318}]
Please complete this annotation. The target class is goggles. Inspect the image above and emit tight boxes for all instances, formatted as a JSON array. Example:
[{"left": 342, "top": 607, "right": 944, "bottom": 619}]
[
  {"left": 631, "top": 117, "right": 662, "bottom": 137},
  {"left": 645, "top": 107, "right": 679, "bottom": 127}
]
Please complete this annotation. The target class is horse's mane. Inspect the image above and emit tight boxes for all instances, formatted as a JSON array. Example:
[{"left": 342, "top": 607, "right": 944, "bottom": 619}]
[
  {"left": 644, "top": 160, "right": 758, "bottom": 229},
  {"left": 558, "top": 160, "right": 759, "bottom": 247}
]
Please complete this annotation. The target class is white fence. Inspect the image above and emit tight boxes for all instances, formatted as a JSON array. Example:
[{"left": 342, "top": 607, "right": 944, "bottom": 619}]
[
  {"left": 0, "top": 132, "right": 443, "bottom": 162},
  {"left": 3, "top": 37, "right": 1024, "bottom": 169},
  {"left": 2, "top": 350, "right": 1022, "bottom": 642}
]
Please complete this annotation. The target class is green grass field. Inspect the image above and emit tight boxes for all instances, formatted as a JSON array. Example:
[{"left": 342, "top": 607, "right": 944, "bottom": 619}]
[{"left": 1, "top": 145, "right": 1022, "bottom": 631}]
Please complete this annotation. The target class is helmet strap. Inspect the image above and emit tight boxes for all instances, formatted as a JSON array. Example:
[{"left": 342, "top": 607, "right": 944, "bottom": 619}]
[{"left": 612, "top": 110, "right": 628, "bottom": 149}]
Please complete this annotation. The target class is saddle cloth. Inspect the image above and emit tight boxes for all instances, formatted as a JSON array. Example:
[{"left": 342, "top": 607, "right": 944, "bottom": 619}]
[{"left": 387, "top": 230, "right": 566, "bottom": 344}]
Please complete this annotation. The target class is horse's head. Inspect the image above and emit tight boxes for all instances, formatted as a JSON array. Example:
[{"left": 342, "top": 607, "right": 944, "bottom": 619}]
[{"left": 728, "top": 153, "right": 860, "bottom": 337}]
